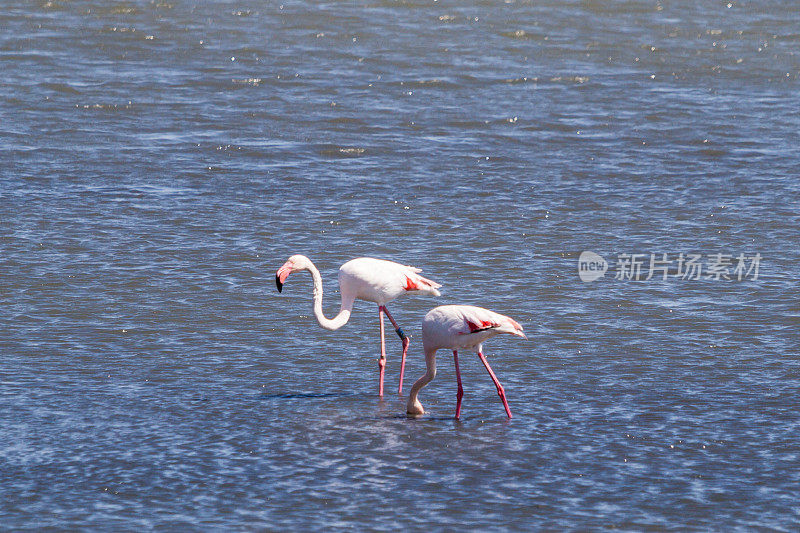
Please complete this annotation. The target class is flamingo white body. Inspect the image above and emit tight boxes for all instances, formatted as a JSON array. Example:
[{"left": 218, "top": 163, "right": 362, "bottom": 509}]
[
  {"left": 276, "top": 255, "right": 441, "bottom": 396},
  {"left": 406, "top": 305, "right": 526, "bottom": 419}
]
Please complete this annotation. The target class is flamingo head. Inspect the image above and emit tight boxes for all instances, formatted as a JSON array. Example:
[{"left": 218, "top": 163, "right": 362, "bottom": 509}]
[{"left": 275, "top": 254, "right": 310, "bottom": 292}]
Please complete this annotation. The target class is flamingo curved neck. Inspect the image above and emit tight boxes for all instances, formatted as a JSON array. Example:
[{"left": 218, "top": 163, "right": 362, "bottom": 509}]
[
  {"left": 406, "top": 349, "right": 437, "bottom": 415},
  {"left": 307, "top": 261, "right": 352, "bottom": 331}
]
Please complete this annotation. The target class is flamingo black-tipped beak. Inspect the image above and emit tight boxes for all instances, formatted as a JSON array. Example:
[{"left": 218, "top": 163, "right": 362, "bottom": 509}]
[{"left": 275, "top": 264, "right": 292, "bottom": 293}]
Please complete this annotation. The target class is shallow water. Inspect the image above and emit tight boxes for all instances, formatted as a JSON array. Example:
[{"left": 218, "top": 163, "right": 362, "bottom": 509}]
[{"left": 2, "top": 0, "right": 799, "bottom": 529}]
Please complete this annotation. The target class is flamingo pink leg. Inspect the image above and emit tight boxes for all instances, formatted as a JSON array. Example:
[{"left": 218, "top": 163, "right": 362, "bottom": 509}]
[
  {"left": 477, "top": 351, "right": 512, "bottom": 418},
  {"left": 378, "top": 306, "right": 386, "bottom": 396},
  {"left": 453, "top": 350, "right": 464, "bottom": 419},
  {"left": 381, "top": 305, "right": 410, "bottom": 394}
]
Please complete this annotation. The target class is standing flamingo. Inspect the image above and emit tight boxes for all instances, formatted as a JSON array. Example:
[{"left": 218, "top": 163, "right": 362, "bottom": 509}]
[
  {"left": 406, "top": 305, "right": 526, "bottom": 419},
  {"left": 275, "top": 255, "right": 441, "bottom": 396}
]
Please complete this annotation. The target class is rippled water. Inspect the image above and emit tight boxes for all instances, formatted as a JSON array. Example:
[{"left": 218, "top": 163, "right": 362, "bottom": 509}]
[{"left": 2, "top": 0, "right": 799, "bottom": 529}]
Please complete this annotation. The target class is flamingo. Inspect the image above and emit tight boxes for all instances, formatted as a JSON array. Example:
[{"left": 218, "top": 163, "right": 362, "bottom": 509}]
[
  {"left": 275, "top": 255, "right": 442, "bottom": 396},
  {"left": 406, "top": 305, "right": 526, "bottom": 419}
]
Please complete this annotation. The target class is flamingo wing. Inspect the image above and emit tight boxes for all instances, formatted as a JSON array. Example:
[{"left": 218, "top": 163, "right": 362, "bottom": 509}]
[
  {"left": 339, "top": 257, "right": 442, "bottom": 303},
  {"left": 456, "top": 306, "right": 526, "bottom": 338},
  {"left": 401, "top": 266, "right": 442, "bottom": 295}
]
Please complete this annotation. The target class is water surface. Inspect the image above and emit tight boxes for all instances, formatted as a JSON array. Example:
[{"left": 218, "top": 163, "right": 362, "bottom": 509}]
[{"left": 2, "top": 0, "right": 799, "bottom": 529}]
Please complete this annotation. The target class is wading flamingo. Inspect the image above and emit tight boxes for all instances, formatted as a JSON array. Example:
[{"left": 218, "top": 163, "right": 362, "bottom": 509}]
[
  {"left": 406, "top": 305, "right": 526, "bottom": 419},
  {"left": 275, "top": 255, "right": 441, "bottom": 396}
]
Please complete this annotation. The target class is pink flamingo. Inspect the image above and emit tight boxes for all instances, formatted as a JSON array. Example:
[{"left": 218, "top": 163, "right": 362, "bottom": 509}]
[
  {"left": 275, "top": 255, "right": 441, "bottom": 396},
  {"left": 406, "top": 305, "right": 526, "bottom": 419}
]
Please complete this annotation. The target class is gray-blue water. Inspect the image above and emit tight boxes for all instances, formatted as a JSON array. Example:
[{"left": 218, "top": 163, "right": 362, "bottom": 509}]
[{"left": 2, "top": 0, "right": 799, "bottom": 529}]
